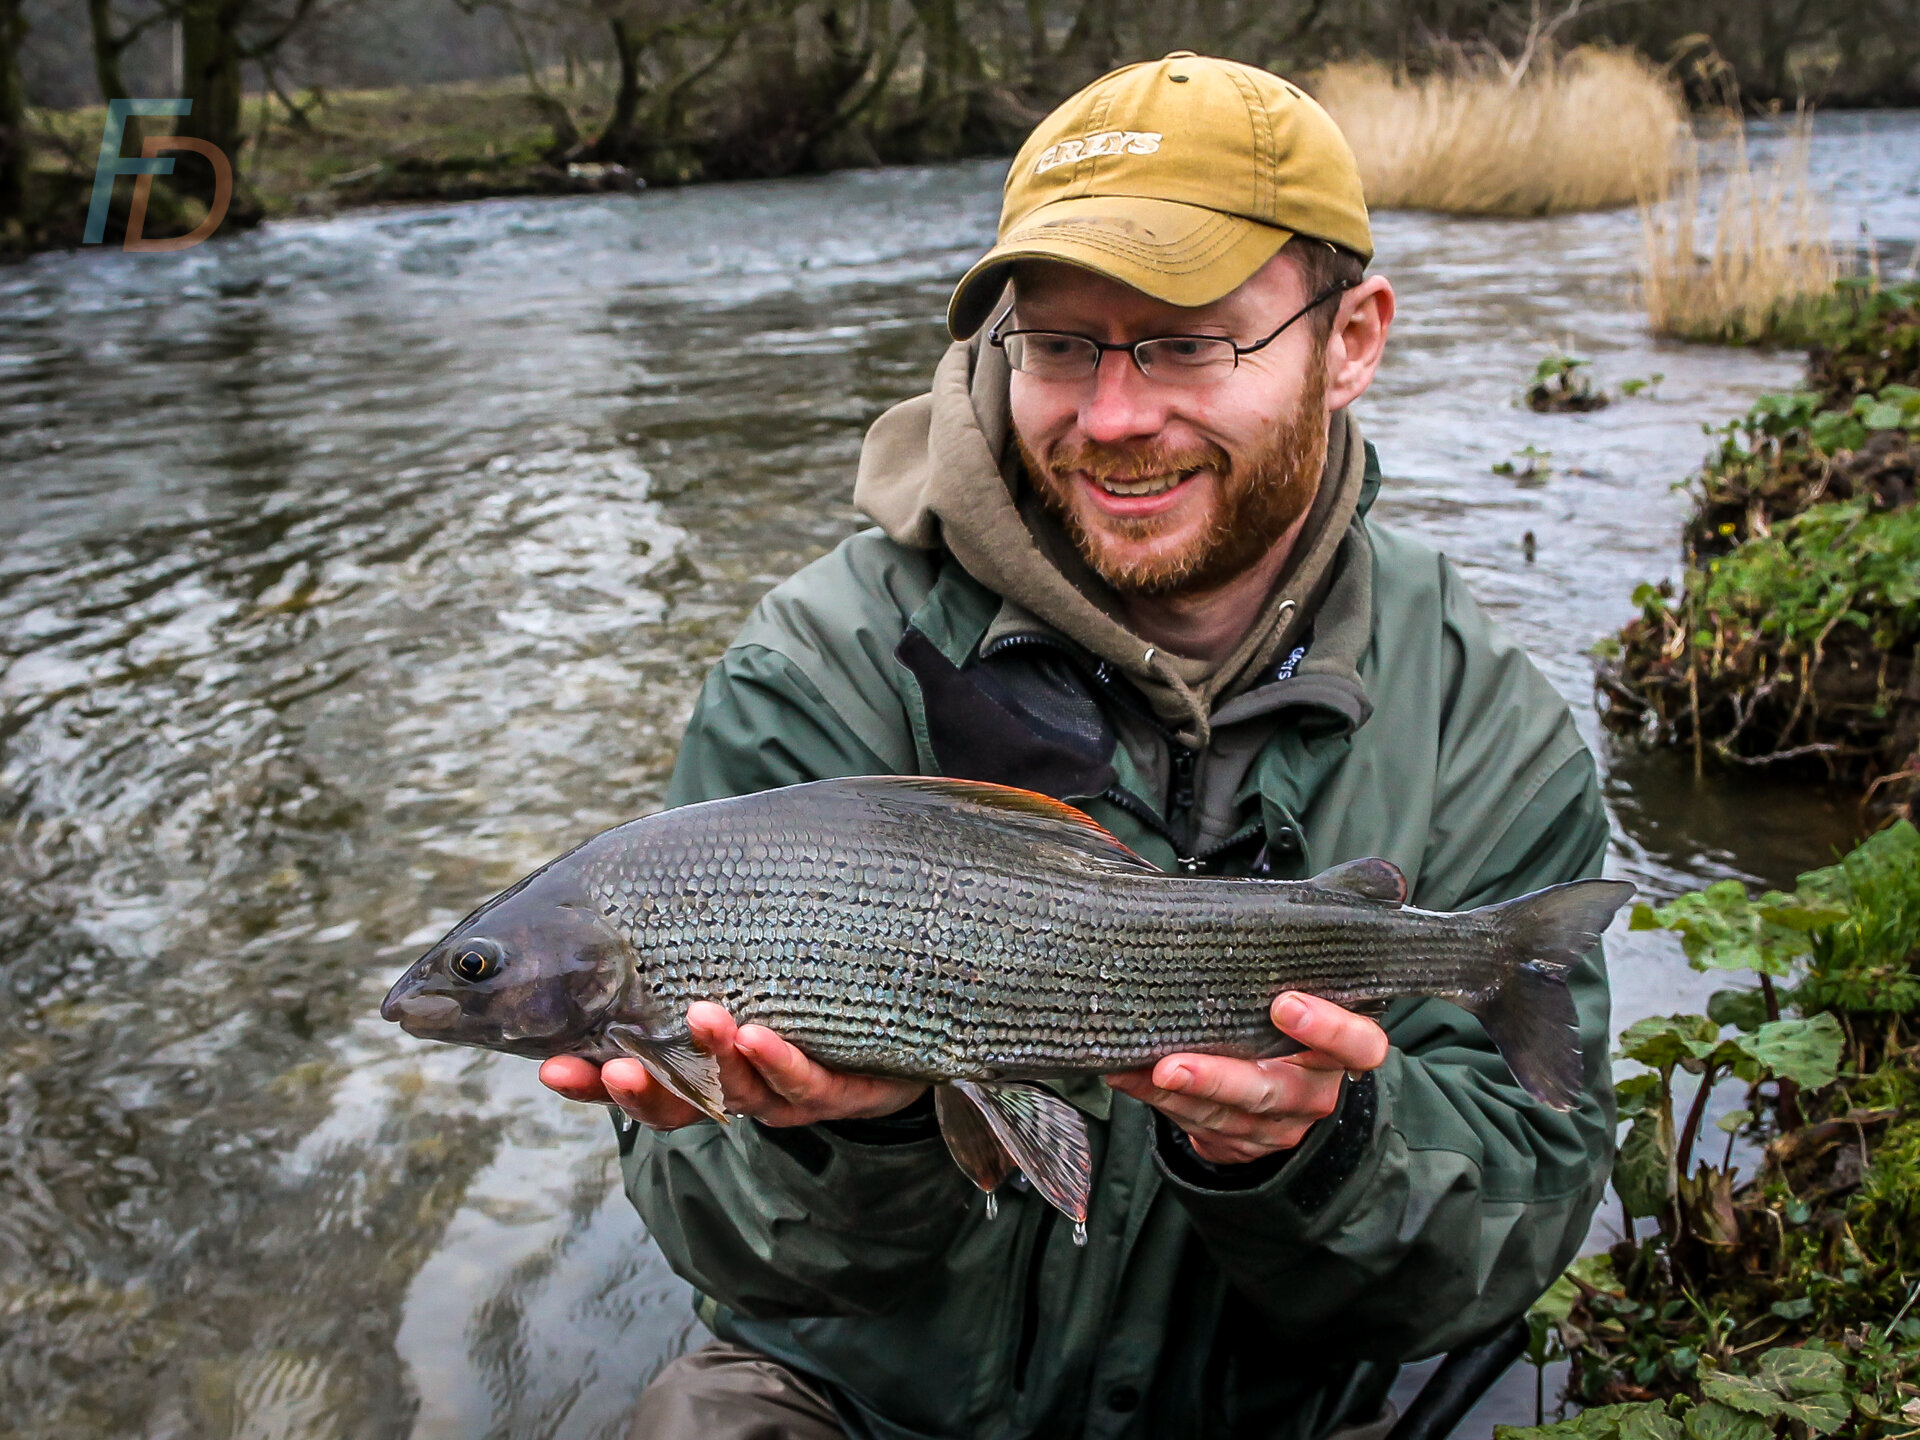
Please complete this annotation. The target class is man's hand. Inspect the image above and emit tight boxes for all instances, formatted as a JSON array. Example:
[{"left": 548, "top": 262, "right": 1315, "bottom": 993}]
[
  {"left": 540, "top": 1001, "right": 927, "bottom": 1130},
  {"left": 1105, "top": 992, "right": 1389, "bottom": 1166}
]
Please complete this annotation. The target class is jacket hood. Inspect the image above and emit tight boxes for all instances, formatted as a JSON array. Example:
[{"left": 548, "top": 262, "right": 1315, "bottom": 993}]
[{"left": 854, "top": 337, "right": 1370, "bottom": 746}]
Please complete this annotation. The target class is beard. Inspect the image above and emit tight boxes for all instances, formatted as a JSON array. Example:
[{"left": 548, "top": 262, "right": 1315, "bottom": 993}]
[{"left": 1018, "top": 355, "right": 1331, "bottom": 600}]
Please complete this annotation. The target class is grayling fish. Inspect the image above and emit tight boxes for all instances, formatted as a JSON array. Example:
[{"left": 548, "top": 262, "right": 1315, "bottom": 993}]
[{"left": 382, "top": 776, "right": 1631, "bottom": 1231}]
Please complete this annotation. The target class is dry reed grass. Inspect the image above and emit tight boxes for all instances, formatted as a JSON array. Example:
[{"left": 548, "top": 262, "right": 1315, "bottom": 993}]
[
  {"left": 1638, "top": 115, "right": 1839, "bottom": 344},
  {"left": 1310, "top": 47, "right": 1685, "bottom": 216}
]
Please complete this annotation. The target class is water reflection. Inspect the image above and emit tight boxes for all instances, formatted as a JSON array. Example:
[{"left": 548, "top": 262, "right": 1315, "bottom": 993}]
[{"left": 0, "top": 120, "right": 1912, "bottom": 1434}]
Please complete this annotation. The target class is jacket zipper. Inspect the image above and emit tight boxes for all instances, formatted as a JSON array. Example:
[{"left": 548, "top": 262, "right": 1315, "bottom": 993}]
[
  {"left": 1169, "top": 744, "right": 1196, "bottom": 823},
  {"left": 978, "top": 631, "right": 1270, "bottom": 874}
]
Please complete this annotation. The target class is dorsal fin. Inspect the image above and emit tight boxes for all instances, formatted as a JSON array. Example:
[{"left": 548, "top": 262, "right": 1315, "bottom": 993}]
[
  {"left": 1307, "top": 857, "right": 1408, "bottom": 906},
  {"left": 822, "top": 775, "right": 1157, "bottom": 873}
]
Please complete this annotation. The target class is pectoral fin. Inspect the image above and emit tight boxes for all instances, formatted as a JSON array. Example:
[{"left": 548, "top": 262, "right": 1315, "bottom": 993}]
[
  {"left": 951, "top": 1079, "right": 1093, "bottom": 1224},
  {"left": 935, "top": 1084, "right": 1014, "bottom": 1195},
  {"left": 604, "top": 1023, "right": 728, "bottom": 1123}
]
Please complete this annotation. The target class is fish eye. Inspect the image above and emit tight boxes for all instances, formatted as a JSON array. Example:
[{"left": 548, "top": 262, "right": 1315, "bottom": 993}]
[{"left": 449, "top": 938, "right": 504, "bottom": 983}]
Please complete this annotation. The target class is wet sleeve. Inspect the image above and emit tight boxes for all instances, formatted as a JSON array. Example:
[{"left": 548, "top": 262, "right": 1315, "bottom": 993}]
[
  {"left": 627, "top": 639, "right": 974, "bottom": 1319},
  {"left": 623, "top": 1116, "right": 972, "bottom": 1319},
  {"left": 1155, "top": 747, "right": 1616, "bottom": 1361}
]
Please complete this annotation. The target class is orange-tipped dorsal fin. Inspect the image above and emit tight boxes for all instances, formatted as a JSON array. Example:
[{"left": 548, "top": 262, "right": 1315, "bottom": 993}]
[{"left": 824, "top": 775, "right": 1158, "bottom": 873}]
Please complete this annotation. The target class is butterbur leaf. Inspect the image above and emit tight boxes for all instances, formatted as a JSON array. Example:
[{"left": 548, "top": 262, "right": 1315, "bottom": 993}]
[
  {"left": 1769, "top": 1297, "right": 1813, "bottom": 1320},
  {"left": 1529, "top": 1253, "right": 1621, "bottom": 1341},
  {"left": 1755, "top": 901, "right": 1848, "bottom": 932},
  {"left": 1684, "top": 1401, "right": 1774, "bottom": 1440},
  {"left": 1796, "top": 820, "right": 1920, "bottom": 899},
  {"left": 1615, "top": 1072, "right": 1663, "bottom": 1118},
  {"left": 1707, "top": 988, "right": 1769, "bottom": 1032},
  {"left": 1498, "top": 1402, "right": 1677, "bottom": 1440},
  {"left": 1699, "top": 1371, "right": 1788, "bottom": 1418},
  {"left": 1716, "top": 1107, "right": 1754, "bottom": 1134},
  {"left": 1700, "top": 1037, "right": 1754, "bottom": 1076},
  {"left": 1619, "top": 1014, "right": 1720, "bottom": 1070},
  {"left": 1615, "top": 1112, "right": 1672, "bottom": 1218},
  {"left": 1756, "top": 1348, "right": 1844, "bottom": 1397},
  {"left": 1737, "top": 1014, "right": 1843, "bottom": 1090},
  {"left": 1567, "top": 1252, "right": 1620, "bottom": 1291},
  {"left": 1620, "top": 1406, "right": 1685, "bottom": 1440},
  {"left": 1524, "top": 1263, "right": 1586, "bottom": 1366},
  {"left": 1632, "top": 884, "right": 1814, "bottom": 977},
  {"left": 1771, "top": 1393, "right": 1847, "bottom": 1435}
]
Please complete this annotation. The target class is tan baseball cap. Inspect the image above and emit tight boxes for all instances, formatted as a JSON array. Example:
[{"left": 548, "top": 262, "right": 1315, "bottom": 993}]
[{"left": 947, "top": 52, "right": 1372, "bottom": 340}]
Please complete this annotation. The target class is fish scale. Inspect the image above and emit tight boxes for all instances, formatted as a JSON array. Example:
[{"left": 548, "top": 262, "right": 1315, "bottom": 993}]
[
  {"left": 385, "top": 774, "right": 1634, "bottom": 1222},
  {"left": 577, "top": 792, "right": 1527, "bottom": 1079}
]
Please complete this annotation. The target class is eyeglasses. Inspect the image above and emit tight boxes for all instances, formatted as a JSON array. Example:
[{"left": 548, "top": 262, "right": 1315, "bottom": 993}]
[{"left": 988, "top": 279, "right": 1354, "bottom": 384}]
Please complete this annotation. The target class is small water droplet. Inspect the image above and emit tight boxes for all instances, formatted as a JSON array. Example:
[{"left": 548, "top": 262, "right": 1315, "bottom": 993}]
[
  {"left": 1072, "top": 1219, "right": 1088, "bottom": 1246},
  {"left": 984, "top": 1192, "right": 998, "bottom": 1221}
]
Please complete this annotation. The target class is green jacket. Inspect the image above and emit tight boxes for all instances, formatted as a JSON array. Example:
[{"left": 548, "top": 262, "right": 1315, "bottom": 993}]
[{"left": 621, "top": 343, "right": 1614, "bottom": 1440}]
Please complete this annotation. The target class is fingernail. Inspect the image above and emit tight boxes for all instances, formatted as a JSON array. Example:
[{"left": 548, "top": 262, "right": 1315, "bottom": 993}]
[
  {"left": 1162, "top": 1065, "right": 1190, "bottom": 1091},
  {"left": 1276, "top": 995, "right": 1308, "bottom": 1029}
]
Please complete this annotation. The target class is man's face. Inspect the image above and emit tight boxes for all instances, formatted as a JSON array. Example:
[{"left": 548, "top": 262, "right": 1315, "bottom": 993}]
[{"left": 1007, "top": 255, "right": 1332, "bottom": 599}]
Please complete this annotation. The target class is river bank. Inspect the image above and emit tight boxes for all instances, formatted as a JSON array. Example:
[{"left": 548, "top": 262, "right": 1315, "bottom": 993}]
[
  {"left": 31, "top": 45, "right": 1691, "bottom": 238},
  {"left": 1596, "top": 280, "right": 1920, "bottom": 822}
]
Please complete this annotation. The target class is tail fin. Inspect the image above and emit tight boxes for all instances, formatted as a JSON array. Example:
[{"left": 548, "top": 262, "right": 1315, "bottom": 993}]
[{"left": 1461, "top": 879, "right": 1634, "bottom": 1111}]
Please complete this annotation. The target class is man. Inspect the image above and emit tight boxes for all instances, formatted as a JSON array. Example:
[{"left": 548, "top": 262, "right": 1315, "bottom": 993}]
[{"left": 543, "top": 51, "right": 1614, "bottom": 1440}]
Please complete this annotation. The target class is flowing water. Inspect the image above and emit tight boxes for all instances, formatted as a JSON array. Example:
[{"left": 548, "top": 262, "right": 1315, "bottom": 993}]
[{"left": 1, "top": 113, "right": 1913, "bottom": 1436}]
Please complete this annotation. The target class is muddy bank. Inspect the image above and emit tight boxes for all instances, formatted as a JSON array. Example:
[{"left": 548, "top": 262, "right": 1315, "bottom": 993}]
[{"left": 1596, "top": 282, "right": 1920, "bottom": 820}]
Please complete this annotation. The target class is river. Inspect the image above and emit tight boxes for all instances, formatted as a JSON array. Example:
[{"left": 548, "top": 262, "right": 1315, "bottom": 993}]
[{"left": 1, "top": 111, "right": 1913, "bottom": 1437}]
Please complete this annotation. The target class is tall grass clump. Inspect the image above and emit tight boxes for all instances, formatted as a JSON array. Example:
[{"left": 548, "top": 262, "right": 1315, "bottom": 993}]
[
  {"left": 1311, "top": 47, "right": 1683, "bottom": 217},
  {"left": 1640, "top": 116, "right": 1839, "bottom": 344}
]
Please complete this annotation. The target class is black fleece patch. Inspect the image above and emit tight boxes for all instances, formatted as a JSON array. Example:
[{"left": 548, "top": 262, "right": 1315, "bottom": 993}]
[{"left": 894, "top": 627, "right": 1116, "bottom": 799}]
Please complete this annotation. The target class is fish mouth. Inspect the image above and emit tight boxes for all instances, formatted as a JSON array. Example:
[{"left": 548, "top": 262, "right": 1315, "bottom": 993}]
[{"left": 382, "top": 990, "right": 462, "bottom": 1034}]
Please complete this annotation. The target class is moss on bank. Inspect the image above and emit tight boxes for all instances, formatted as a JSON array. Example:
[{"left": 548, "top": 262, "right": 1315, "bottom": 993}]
[{"left": 1596, "top": 282, "right": 1920, "bottom": 821}]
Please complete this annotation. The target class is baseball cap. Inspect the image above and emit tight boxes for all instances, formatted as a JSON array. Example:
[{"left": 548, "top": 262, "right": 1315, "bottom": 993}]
[{"left": 947, "top": 52, "right": 1372, "bottom": 340}]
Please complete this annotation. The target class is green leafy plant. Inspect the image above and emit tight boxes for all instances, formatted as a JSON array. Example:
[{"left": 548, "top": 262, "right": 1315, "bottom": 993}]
[
  {"left": 1496, "top": 445, "right": 1556, "bottom": 478},
  {"left": 1596, "top": 278, "right": 1920, "bottom": 822},
  {"left": 1499, "top": 1340, "right": 1920, "bottom": 1440},
  {"left": 1806, "top": 279, "right": 1920, "bottom": 403},
  {"left": 1526, "top": 824, "right": 1920, "bottom": 1434},
  {"left": 1529, "top": 354, "right": 1611, "bottom": 413},
  {"left": 1597, "top": 506, "right": 1920, "bottom": 790}
]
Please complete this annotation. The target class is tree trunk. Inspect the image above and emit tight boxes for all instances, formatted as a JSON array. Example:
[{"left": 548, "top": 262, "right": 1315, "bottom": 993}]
[
  {"left": 588, "top": 15, "right": 646, "bottom": 162},
  {"left": 0, "top": 0, "right": 28, "bottom": 245},
  {"left": 1024, "top": 0, "right": 1052, "bottom": 96},
  {"left": 87, "top": 0, "right": 141, "bottom": 153},
  {"left": 750, "top": 7, "right": 799, "bottom": 98},
  {"left": 907, "top": 0, "right": 984, "bottom": 155},
  {"left": 177, "top": 0, "right": 254, "bottom": 213}
]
